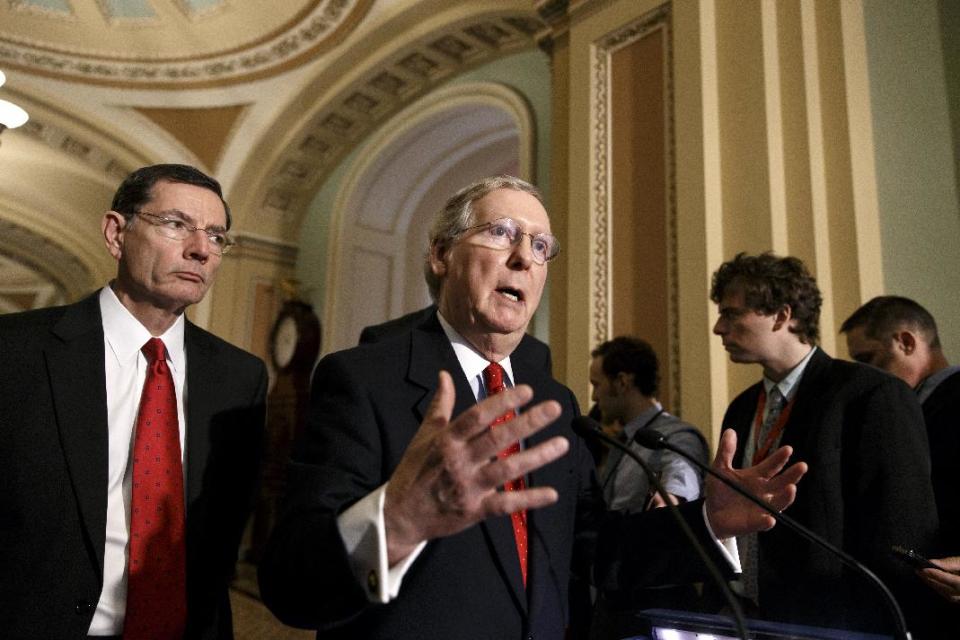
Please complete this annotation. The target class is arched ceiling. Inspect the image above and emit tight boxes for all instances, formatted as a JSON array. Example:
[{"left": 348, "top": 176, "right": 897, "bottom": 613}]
[
  {"left": 0, "top": 0, "right": 373, "bottom": 88},
  {"left": 0, "top": 0, "right": 550, "bottom": 312},
  {"left": 227, "top": 1, "right": 547, "bottom": 240}
]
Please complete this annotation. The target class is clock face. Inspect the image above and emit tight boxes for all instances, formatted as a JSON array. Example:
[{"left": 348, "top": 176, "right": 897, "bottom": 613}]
[{"left": 273, "top": 315, "right": 299, "bottom": 369}]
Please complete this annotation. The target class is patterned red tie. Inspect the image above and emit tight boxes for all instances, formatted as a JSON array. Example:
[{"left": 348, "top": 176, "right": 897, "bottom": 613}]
[
  {"left": 483, "top": 362, "right": 528, "bottom": 586},
  {"left": 124, "top": 338, "right": 187, "bottom": 639}
]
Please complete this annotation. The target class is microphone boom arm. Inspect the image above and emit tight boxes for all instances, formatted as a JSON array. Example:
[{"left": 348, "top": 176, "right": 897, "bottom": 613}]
[
  {"left": 636, "top": 430, "right": 912, "bottom": 640},
  {"left": 576, "top": 419, "right": 750, "bottom": 640}
]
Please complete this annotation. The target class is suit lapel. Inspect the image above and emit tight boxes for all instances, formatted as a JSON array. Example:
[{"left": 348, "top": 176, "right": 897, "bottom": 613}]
[
  {"left": 514, "top": 358, "right": 566, "bottom": 612},
  {"left": 729, "top": 384, "right": 762, "bottom": 468},
  {"left": 45, "top": 294, "right": 110, "bottom": 575},
  {"left": 184, "top": 323, "right": 216, "bottom": 507},
  {"left": 407, "top": 319, "right": 528, "bottom": 612},
  {"left": 778, "top": 348, "right": 831, "bottom": 457}
]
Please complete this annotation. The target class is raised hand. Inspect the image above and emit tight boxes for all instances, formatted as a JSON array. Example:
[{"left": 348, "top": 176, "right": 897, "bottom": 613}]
[
  {"left": 705, "top": 429, "right": 808, "bottom": 539},
  {"left": 383, "top": 370, "right": 569, "bottom": 564}
]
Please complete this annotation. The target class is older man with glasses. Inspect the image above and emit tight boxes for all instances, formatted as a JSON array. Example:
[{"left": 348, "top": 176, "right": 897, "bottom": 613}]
[
  {"left": 0, "top": 164, "right": 266, "bottom": 639},
  {"left": 259, "top": 175, "right": 807, "bottom": 640}
]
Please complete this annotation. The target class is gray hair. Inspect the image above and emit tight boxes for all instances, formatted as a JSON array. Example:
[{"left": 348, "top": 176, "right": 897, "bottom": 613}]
[{"left": 423, "top": 175, "right": 543, "bottom": 301}]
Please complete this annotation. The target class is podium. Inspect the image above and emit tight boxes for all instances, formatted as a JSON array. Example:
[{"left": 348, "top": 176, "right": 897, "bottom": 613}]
[{"left": 632, "top": 609, "right": 893, "bottom": 640}]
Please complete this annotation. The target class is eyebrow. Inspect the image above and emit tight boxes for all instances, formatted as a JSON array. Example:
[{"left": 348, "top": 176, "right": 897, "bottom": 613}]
[
  {"left": 154, "top": 208, "right": 227, "bottom": 233},
  {"left": 488, "top": 216, "right": 554, "bottom": 235},
  {"left": 718, "top": 305, "right": 750, "bottom": 318}
]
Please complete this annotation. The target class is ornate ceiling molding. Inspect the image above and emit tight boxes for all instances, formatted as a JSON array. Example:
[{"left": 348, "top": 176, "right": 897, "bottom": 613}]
[
  {"left": 246, "top": 10, "right": 545, "bottom": 237},
  {"left": 16, "top": 116, "right": 133, "bottom": 180},
  {"left": 6, "top": 90, "right": 144, "bottom": 180},
  {"left": 0, "top": 0, "right": 373, "bottom": 88},
  {"left": 231, "top": 231, "right": 298, "bottom": 267},
  {"left": 0, "top": 218, "right": 96, "bottom": 301}
]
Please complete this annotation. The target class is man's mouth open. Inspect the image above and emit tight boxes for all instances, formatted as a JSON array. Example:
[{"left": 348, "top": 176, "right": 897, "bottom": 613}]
[{"left": 497, "top": 287, "right": 523, "bottom": 303}]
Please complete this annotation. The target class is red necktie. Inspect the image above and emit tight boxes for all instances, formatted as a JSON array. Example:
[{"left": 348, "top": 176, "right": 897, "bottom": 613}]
[
  {"left": 483, "top": 362, "right": 527, "bottom": 586},
  {"left": 124, "top": 338, "right": 187, "bottom": 639}
]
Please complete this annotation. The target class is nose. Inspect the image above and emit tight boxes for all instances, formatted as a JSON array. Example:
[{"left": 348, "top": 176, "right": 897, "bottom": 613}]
[
  {"left": 183, "top": 228, "right": 212, "bottom": 261},
  {"left": 712, "top": 317, "right": 725, "bottom": 335},
  {"left": 507, "top": 234, "right": 535, "bottom": 269}
]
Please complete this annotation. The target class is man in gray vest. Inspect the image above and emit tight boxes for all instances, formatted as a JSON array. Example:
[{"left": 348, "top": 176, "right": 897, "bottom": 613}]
[
  {"left": 588, "top": 336, "right": 709, "bottom": 638},
  {"left": 590, "top": 336, "right": 708, "bottom": 513}
]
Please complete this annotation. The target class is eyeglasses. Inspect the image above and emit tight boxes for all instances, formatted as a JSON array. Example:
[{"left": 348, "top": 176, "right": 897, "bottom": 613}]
[
  {"left": 133, "top": 211, "right": 235, "bottom": 256},
  {"left": 457, "top": 217, "right": 560, "bottom": 265}
]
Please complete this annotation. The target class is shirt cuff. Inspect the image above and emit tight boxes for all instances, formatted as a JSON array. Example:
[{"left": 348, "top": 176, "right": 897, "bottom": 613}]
[
  {"left": 336, "top": 483, "right": 428, "bottom": 603},
  {"left": 702, "top": 501, "right": 742, "bottom": 573}
]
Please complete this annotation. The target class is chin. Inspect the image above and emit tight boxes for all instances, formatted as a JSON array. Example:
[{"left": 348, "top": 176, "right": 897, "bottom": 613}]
[{"left": 162, "top": 287, "right": 208, "bottom": 310}]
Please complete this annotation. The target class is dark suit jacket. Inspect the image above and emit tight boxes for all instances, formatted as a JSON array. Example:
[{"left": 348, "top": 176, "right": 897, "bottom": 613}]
[
  {"left": 723, "top": 348, "right": 939, "bottom": 634},
  {"left": 923, "top": 369, "right": 960, "bottom": 553},
  {"left": 0, "top": 292, "right": 267, "bottom": 639},
  {"left": 359, "top": 304, "right": 553, "bottom": 374},
  {"left": 259, "top": 315, "right": 717, "bottom": 639}
]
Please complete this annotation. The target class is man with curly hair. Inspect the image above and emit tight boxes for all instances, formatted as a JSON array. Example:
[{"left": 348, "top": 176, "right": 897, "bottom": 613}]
[{"left": 711, "top": 252, "right": 939, "bottom": 637}]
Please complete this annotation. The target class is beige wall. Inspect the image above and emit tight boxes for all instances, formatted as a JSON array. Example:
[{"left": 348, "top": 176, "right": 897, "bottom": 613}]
[{"left": 543, "top": 0, "right": 940, "bottom": 447}]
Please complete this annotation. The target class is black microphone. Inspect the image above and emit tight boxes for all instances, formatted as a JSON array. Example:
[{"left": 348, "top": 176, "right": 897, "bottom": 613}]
[
  {"left": 572, "top": 416, "right": 750, "bottom": 640},
  {"left": 634, "top": 429, "right": 912, "bottom": 640}
]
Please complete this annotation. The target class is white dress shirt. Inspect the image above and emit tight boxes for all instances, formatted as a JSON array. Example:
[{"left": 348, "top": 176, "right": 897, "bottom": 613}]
[
  {"left": 88, "top": 286, "right": 188, "bottom": 635},
  {"left": 741, "top": 346, "right": 817, "bottom": 466}
]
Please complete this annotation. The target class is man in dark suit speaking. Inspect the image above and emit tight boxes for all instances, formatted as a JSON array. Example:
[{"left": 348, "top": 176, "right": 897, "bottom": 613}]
[
  {"left": 0, "top": 164, "right": 267, "bottom": 639},
  {"left": 259, "top": 176, "right": 806, "bottom": 639}
]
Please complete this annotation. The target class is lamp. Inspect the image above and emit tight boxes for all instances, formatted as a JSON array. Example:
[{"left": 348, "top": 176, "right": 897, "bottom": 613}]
[{"left": 0, "top": 69, "right": 30, "bottom": 146}]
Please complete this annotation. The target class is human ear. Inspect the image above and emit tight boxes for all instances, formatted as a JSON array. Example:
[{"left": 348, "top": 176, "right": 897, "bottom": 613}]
[
  {"left": 102, "top": 211, "right": 126, "bottom": 261},
  {"left": 772, "top": 304, "right": 792, "bottom": 331},
  {"left": 429, "top": 241, "right": 448, "bottom": 278},
  {"left": 894, "top": 330, "right": 917, "bottom": 356}
]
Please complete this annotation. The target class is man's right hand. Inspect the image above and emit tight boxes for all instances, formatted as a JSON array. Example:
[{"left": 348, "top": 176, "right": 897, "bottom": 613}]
[
  {"left": 920, "top": 556, "right": 960, "bottom": 604},
  {"left": 383, "top": 370, "right": 569, "bottom": 565}
]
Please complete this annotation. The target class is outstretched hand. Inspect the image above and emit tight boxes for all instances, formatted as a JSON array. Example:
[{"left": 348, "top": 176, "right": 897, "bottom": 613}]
[
  {"left": 705, "top": 429, "right": 808, "bottom": 539},
  {"left": 383, "top": 371, "right": 569, "bottom": 565},
  {"left": 919, "top": 556, "right": 960, "bottom": 604}
]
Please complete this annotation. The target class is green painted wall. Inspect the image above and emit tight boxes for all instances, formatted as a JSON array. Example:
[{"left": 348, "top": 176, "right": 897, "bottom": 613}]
[{"left": 864, "top": 0, "right": 960, "bottom": 359}]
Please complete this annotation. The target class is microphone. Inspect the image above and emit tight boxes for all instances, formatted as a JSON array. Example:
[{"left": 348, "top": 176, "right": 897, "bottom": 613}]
[
  {"left": 634, "top": 429, "right": 912, "bottom": 640},
  {"left": 572, "top": 416, "right": 750, "bottom": 640}
]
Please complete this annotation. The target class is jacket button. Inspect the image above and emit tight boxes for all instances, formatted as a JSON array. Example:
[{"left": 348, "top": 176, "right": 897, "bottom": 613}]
[{"left": 75, "top": 601, "right": 94, "bottom": 615}]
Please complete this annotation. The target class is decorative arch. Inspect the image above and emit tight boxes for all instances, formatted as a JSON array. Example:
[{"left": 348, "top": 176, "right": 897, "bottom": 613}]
[{"left": 321, "top": 81, "right": 536, "bottom": 353}]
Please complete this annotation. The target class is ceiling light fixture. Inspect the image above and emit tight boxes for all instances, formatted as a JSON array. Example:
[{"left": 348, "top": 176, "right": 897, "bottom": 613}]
[{"left": 0, "top": 70, "right": 30, "bottom": 147}]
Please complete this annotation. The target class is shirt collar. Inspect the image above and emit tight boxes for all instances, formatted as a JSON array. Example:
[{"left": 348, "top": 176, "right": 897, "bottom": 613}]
[
  {"left": 99, "top": 286, "right": 186, "bottom": 373},
  {"left": 622, "top": 401, "right": 664, "bottom": 439},
  {"left": 916, "top": 364, "right": 960, "bottom": 404},
  {"left": 762, "top": 345, "right": 817, "bottom": 402},
  {"left": 437, "top": 311, "right": 514, "bottom": 392}
]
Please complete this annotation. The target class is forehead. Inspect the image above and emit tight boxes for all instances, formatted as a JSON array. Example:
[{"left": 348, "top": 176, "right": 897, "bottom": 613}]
[
  {"left": 589, "top": 357, "right": 609, "bottom": 383},
  {"left": 146, "top": 180, "right": 227, "bottom": 227},
  {"left": 589, "top": 356, "right": 603, "bottom": 374},
  {"left": 472, "top": 188, "right": 550, "bottom": 231},
  {"left": 718, "top": 286, "right": 748, "bottom": 309},
  {"left": 845, "top": 325, "right": 885, "bottom": 350}
]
